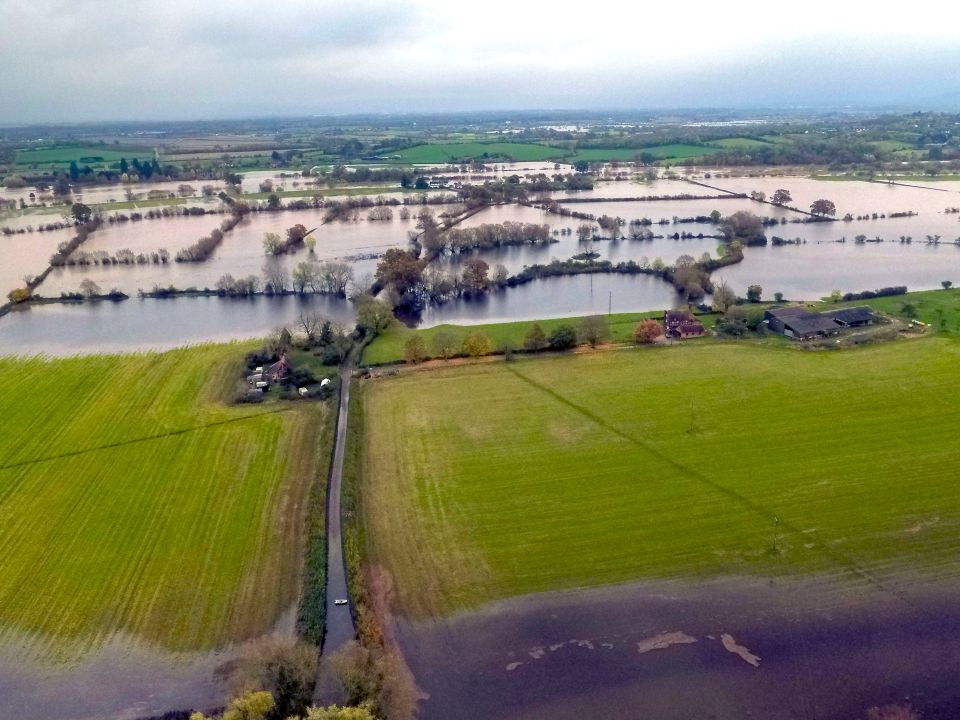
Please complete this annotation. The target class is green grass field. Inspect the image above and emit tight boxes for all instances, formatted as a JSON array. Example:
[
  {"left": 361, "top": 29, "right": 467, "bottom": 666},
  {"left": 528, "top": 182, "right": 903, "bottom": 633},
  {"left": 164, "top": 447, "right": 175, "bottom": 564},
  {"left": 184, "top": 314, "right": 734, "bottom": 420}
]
[
  {"left": 361, "top": 311, "right": 717, "bottom": 365},
  {"left": 708, "top": 138, "right": 775, "bottom": 151},
  {"left": 0, "top": 344, "right": 327, "bottom": 657},
  {"left": 390, "top": 142, "right": 567, "bottom": 164},
  {"left": 16, "top": 145, "right": 154, "bottom": 169},
  {"left": 358, "top": 339, "right": 960, "bottom": 618},
  {"left": 828, "top": 287, "right": 960, "bottom": 334},
  {"left": 569, "top": 144, "right": 722, "bottom": 163}
]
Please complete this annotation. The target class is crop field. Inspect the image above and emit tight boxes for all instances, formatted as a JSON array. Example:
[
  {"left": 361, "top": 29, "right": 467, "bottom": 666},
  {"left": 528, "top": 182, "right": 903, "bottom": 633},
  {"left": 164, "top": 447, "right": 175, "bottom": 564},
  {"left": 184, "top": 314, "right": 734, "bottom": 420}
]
[
  {"left": 389, "top": 142, "right": 567, "bottom": 163},
  {"left": 0, "top": 344, "right": 327, "bottom": 658},
  {"left": 15, "top": 145, "right": 154, "bottom": 169},
  {"left": 357, "top": 339, "right": 960, "bottom": 618}
]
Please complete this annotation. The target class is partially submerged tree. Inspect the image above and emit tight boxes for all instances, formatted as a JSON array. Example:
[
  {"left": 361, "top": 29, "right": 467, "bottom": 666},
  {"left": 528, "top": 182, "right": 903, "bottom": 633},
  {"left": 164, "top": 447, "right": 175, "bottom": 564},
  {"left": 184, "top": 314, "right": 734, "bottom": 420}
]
[
  {"left": 810, "top": 198, "right": 837, "bottom": 217},
  {"left": 771, "top": 188, "right": 792, "bottom": 206}
]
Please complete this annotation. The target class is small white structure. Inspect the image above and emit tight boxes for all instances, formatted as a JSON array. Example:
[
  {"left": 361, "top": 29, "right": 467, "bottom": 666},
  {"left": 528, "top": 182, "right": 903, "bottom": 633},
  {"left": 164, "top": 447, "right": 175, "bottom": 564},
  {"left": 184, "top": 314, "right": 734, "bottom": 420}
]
[
  {"left": 298, "top": 387, "right": 309, "bottom": 397},
  {"left": 320, "top": 378, "right": 331, "bottom": 388},
  {"left": 255, "top": 381, "right": 268, "bottom": 389},
  {"left": 254, "top": 366, "right": 263, "bottom": 373}
]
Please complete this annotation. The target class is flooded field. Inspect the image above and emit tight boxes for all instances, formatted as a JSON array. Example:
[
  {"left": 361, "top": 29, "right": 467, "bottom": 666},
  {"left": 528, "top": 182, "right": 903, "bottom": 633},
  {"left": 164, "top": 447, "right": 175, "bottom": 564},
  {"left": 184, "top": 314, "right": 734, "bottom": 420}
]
[
  {"left": 0, "top": 294, "right": 354, "bottom": 356},
  {"left": 707, "top": 175, "right": 960, "bottom": 217},
  {"left": 4, "top": 173, "right": 960, "bottom": 352},
  {"left": 396, "top": 574, "right": 960, "bottom": 720},
  {"left": 0, "top": 228, "right": 74, "bottom": 297},
  {"left": 415, "top": 273, "right": 684, "bottom": 327},
  {"left": 41, "top": 210, "right": 411, "bottom": 296},
  {"left": 715, "top": 240, "right": 960, "bottom": 299}
]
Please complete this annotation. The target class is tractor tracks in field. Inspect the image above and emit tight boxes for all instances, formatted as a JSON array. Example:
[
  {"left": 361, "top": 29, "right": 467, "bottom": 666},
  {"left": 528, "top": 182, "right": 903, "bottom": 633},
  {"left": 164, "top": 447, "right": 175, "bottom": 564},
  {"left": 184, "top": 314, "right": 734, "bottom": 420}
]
[
  {"left": 504, "top": 363, "right": 905, "bottom": 602},
  {"left": 0, "top": 407, "right": 295, "bottom": 472}
]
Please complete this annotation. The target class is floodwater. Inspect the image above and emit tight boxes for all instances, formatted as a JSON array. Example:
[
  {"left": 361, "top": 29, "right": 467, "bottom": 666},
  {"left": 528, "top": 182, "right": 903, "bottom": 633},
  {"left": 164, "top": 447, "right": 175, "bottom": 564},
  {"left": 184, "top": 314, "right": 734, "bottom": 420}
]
[
  {"left": 0, "top": 603, "right": 300, "bottom": 720},
  {"left": 437, "top": 204, "right": 722, "bottom": 275},
  {"left": 706, "top": 175, "right": 960, "bottom": 217},
  {"left": 415, "top": 273, "right": 684, "bottom": 328},
  {"left": 395, "top": 574, "right": 960, "bottom": 720},
  {"left": 0, "top": 294, "right": 354, "bottom": 356},
  {"left": 0, "top": 227, "right": 74, "bottom": 296},
  {"left": 557, "top": 197, "right": 797, "bottom": 224},
  {"left": 40, "top": 211, "right": 411, "bottom": 296},
  {"left": 714, "top": 240, "right": 960, "bottom": 300},
  {"left": 5, "top": 175, "right": 960, "bottom": 352},
  {"left": 550, "top": 177, "right": 728, "bottom": 201}
]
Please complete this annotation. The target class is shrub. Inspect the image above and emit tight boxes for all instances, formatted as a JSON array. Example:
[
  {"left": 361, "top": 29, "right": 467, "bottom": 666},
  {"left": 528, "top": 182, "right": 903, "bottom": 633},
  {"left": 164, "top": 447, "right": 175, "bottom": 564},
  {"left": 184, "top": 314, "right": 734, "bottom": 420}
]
[
  {"left": 462, "top": 332, "right": 492, "bottom": 358},
  {"left": 523, "top": 323, "right": 548, "bottom": 352},
  {"left": 634, "top": 319, "right": 663, "bottom": 344},
  {"left": 404, "top": 336, "right": 427, "bottom": 364},
  {"left": 578, "top": 315, "right": 609, "bottom": 347},
  {"left": 548, "top": 324, "right": 578, "bottom": 350},
  {"left": 6, "top": 287, "right": 31, "bottom": 304}
]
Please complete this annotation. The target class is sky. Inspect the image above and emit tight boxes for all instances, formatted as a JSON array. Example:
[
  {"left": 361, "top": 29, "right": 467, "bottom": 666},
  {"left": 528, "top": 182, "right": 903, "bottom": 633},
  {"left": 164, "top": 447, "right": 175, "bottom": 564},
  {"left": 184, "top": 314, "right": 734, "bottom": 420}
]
[{"left": 2, "top": 0, "right": 960, "bottom": 123}]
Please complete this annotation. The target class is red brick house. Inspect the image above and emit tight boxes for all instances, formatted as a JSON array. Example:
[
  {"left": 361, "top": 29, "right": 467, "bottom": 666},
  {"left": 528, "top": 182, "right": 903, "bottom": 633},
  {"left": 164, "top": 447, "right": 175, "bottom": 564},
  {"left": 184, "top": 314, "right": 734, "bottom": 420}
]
[{"left": 664, "top": 310, "right": 706, "bottom": 339}]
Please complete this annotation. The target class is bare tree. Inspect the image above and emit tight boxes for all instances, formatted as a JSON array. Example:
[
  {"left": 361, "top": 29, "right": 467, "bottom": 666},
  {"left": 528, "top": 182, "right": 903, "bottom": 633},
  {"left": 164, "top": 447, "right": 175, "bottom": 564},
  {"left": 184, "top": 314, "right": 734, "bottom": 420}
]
[{"left": 262, "top": 262, "right": 289, "bottom": 293}]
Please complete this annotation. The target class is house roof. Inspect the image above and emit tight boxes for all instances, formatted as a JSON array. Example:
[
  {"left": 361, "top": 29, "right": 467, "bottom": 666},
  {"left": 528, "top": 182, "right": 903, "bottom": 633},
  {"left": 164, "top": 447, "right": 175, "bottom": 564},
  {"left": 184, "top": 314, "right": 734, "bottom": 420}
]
[
  {"left": 766, "top": 305, "right": 807, "bottom": 318},
  {"left": 677, "top": 320, "right": 705, "bottom": 333},
  {"left": 783, "top": 314, "right": 840, "bottom": 336},
  {"left": 826, "top": 306, "right": 875, "bottom": 325},
  {"left": 665, "top": 310, "right": 695, "bottom": 323}
]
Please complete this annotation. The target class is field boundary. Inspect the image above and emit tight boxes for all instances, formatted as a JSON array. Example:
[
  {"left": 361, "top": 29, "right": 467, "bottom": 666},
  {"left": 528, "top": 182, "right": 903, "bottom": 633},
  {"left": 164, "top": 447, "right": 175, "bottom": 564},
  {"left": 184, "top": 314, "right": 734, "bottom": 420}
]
[{"left": 504, "top": 360, "right": 898, "bottom": 598}]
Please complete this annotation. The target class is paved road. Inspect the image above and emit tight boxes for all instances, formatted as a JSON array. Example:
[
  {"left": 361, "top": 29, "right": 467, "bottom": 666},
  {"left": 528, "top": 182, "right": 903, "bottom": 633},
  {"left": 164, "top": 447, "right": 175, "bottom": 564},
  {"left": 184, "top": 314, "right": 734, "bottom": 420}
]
[{"left": 313, "top": 364, "right": 358, "bottom": 702}]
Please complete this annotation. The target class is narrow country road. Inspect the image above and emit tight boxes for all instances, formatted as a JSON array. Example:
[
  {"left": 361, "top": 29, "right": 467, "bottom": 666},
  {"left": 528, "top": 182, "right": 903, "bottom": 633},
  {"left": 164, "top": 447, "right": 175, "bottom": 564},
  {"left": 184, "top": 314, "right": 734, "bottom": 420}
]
[{"left": 313, "top": 360, "right": 358, "bottom": 703}]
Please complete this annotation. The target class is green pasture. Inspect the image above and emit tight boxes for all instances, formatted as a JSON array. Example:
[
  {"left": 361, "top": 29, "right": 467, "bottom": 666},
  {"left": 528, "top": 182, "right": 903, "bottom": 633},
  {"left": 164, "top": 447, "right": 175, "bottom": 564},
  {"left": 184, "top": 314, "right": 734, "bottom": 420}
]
[
  {"left": 361, "top": 311, "right": 716, "bottom": 365},
  {"left": 0, "top": 344, "right": 328, "bottom": 657},
  {"left": 389, "top": 142, "right": 567, "bottom": 164},
  {"left": 357, "top": 339, "right": 960, "bottom": 618},
  {"left": 16, "top": 145, "right": 154, "bottom": 169},
  {"left": 569, "top": 144, "right": 721, "bottom": 163}
]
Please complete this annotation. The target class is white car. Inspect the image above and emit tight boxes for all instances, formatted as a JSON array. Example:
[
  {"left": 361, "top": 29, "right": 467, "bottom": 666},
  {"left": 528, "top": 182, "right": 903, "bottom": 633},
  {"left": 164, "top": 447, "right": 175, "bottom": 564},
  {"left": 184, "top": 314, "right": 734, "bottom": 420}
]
[{"left": 334, "top": 598, "right": 348, "bottom": 606}]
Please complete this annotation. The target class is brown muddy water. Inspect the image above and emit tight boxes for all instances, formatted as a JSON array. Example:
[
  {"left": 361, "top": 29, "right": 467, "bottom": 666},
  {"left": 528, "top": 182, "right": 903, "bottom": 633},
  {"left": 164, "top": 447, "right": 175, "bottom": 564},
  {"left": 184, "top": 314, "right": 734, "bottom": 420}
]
[
  {"left": 0, "top": 603, "right": 299, "bottom": 720},
  {"left": 394, "top": 575, "right": 960, "bottom": 720}
]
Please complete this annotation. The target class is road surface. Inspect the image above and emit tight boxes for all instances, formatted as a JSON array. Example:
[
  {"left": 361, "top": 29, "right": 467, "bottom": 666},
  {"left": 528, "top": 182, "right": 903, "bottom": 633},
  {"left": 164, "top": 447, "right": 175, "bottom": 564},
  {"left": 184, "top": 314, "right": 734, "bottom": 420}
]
[{"left": 313, "top": 363, "right": 358, "bottom": 703}]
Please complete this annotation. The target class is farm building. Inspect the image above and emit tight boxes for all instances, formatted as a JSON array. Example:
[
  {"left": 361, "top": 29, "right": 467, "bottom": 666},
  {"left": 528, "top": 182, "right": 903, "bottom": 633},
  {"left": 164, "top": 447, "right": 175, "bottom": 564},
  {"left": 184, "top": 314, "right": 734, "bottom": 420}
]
[
  {"left": 764, "top": 306, "right": 875, "bottom": 340},
  {"left": 664, "top": 311, "right": 706, "bottom": 339},
  {"left": 268, "top": 355, "right": 292, "bottom": 382},
  {"left": 825, "top": 306, "right": 875, "bottom": 327}
]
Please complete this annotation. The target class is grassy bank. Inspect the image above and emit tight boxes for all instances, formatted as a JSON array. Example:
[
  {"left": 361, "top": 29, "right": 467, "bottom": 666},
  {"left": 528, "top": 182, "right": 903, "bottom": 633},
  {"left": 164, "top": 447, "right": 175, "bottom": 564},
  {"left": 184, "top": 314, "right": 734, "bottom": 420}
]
[
  {"left": 361, "top": 311, "right": 717, "bottom": 365},
  {"left": 819, "top": 287, "right": 960, "bottom": 335},
  {"left": 0, "top": 343, "right": 330, "bottom": 656},
  {"left": 358, "top": 338, "right": 960, "bottom": 618}
]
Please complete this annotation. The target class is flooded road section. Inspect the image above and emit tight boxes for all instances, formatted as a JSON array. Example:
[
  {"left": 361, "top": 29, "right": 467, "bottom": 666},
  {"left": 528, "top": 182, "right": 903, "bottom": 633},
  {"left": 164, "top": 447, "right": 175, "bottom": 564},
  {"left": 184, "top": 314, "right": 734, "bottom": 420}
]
[{"left": 395, "top": 575, "right": 960, "bottom": 720}]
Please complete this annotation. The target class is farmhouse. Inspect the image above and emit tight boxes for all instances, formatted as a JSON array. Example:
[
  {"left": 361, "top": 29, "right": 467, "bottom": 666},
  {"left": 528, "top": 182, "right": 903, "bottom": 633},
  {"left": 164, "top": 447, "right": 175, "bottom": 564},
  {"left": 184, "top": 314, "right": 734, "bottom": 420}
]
[
  {"left": 664, "top": 310, "right": 706, "bottom": 339},
  {"left": 764, "top": 306, "right": 875, "bottom": 340},
  {"left": 268, "top": 354, "right": 292, "bottom": 382}
]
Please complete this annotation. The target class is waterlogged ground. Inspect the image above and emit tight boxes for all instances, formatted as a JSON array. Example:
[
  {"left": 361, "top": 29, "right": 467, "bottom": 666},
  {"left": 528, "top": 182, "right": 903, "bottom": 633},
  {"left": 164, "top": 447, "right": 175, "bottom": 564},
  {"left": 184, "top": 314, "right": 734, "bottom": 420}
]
[
  {"left": 0, "top": 604, "right": 298, "bottom": 720},
  {"left": 395, "top": 575, "right": 960, "bottom": 720}
]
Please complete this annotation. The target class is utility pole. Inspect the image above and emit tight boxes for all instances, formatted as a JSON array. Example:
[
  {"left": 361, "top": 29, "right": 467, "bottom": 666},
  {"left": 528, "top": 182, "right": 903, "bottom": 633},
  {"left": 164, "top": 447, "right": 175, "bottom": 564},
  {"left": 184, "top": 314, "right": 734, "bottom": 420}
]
[{"left": 608, "top": 291, "right": 612, "bottom": 315}]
